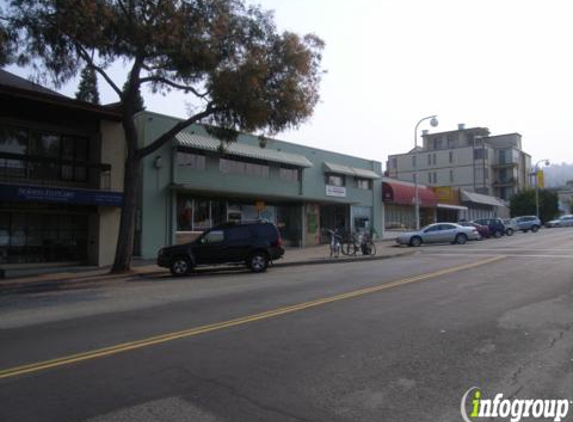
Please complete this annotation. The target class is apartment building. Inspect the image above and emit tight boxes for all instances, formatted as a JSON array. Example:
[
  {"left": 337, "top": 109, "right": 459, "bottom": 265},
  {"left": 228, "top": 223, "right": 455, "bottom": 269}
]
[{"left": 386, "top": 124, "right": 531, "bottom": 201}]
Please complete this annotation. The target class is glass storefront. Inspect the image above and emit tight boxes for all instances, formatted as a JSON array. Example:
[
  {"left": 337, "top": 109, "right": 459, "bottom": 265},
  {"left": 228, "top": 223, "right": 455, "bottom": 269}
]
[
  {"left": 0, "top": 211, "right": 88, "bottom": 264},
  {"left": 175, "top": 194, "right": 302, "bottom": 246},
  {"left": 351, "top": 206, "right": 373, "bottom": 234}
]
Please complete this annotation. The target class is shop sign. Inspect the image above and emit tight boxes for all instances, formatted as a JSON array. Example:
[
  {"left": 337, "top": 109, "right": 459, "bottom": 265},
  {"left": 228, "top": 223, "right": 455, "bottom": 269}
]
[
  {"left": 0, "top": 184, "right": 123, "bottom": 207},
  {"left": 326, "top": 185, "right": 346, "bottom": 198}
]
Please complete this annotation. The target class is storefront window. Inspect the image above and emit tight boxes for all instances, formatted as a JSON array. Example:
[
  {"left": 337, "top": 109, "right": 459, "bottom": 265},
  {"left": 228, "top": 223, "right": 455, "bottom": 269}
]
[
  {"left": 0, "top": 212, "right": 88, "bottom": 264},
  {"left": 352, "top": 206, "right": 372, "bottom": 233},
  {"left": 194, "top": 200, "right": 210, "bottom": 230},
  {"left": 177, "top": 196, "right": 228, "bottom": 231}
]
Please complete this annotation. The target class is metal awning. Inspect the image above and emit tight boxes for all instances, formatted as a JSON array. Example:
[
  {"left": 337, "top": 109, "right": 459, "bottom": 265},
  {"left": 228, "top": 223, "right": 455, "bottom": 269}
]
[
  {"left": 323, "top": 162, "right": 380, "bottom": 179},
  {"left": 352, "top": 167, "right": 381, "bottom": 180},
  {"left": 176, "top": 132, "right": 313, "bottom": 168},
  {"left": 460, "top": 190, "right": 505, "bottom": 207},
  {"left": 382, "top": 179, "right": 438, "bottom": 207},
  {"left": 437, "top": 203, "right": 468, "bottom": 211}
]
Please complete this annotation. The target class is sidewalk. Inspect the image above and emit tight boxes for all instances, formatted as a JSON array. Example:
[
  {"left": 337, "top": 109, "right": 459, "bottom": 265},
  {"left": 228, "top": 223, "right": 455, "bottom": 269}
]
[{"left": 0, "top": 238, "right": 411, "bottom": 295}]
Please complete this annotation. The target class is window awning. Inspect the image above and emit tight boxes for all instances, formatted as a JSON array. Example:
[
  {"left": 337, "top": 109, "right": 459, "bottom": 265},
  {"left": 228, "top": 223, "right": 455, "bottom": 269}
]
[
  {"left": 176, "top": 132, "right": 313, "bottom": 168},
  {"left": 460, "top": 190, "right": 505, "bottom": 207},
  {"left": 382, "top": 179, "right": 438, "bottom": 207},
  {"left": 323, "top": 162, "right": 380, "bottom": 179}
]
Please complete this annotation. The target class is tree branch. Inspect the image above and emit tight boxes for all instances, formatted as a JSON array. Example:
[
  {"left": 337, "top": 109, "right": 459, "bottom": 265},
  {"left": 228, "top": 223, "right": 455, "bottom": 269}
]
[
  {"left": 139, "top": 76, "right": 210, "bottom": 98},
  {"left": 135, "top": 103, "right": 221, "bottom": 159},
  {"left": 74, "top": 44, "right": 124, "bottom": 99}
]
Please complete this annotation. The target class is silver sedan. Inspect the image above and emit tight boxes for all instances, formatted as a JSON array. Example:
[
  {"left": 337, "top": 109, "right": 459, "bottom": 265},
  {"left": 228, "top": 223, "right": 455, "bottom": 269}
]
[{"left": 396, "top": 223, "right": 480, "bottom": 247}]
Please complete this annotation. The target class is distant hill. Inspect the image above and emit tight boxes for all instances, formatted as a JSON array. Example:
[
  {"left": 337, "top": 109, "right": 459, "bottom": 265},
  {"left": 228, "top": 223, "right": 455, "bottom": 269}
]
[{"left": 544, "top": 163, "right": 573, "bottom": 188}]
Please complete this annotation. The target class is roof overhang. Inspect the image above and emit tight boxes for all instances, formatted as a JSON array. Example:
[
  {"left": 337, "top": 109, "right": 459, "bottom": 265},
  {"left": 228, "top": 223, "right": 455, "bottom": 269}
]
[
  {"left": 323, "top": 162, "right": 380, "bottom": 179},
  {"left": 437, "top": 203, "right": 468, "bottom": 211},
  {"left": 460, "top": 190, "right": 505, "bottom": 207},
  {"left": 169, "top": 183, "right": 361, "bottom": 205},
  {"left": 0, "top": 84, "right": 122, "bottom": 121},
  {"left": 176, "top": 132, "right": 313, "bottom": 168}
]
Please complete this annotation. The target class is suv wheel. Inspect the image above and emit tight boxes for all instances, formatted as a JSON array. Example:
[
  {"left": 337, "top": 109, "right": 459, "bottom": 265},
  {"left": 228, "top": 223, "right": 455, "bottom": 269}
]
[
  {"left": 531, "top": 225, "right": 540, "bottom": 233},
  {"left": 170, "top": 257, "right": 192, "bottom": 277},
  {"left": 506, "top": 228, "right": 514, "bottom": 236},
  {"left": 494, "top": 230, "right": 502, "bottom": 238},
  {"left": 249, "top": 251, "right": 269, "bottom": 273}
]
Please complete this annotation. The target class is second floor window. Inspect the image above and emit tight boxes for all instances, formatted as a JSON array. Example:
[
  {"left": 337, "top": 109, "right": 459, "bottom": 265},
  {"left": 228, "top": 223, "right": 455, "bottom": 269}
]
[
  {"left": 474, "top": 148, "right": 488, "bottom": 160},
  {"left": 355, "top": 178, "right": 371, "bottom": 190},
  {"left": 0, "top": 125, "right": 89, "bottom": 182},
  {"left": 220, "top": 158, "right": 269, "bottom": 178},
  {"left": 280, "top": 167, "right": 299, "bottom": 182},
  {"left": 326, "top": 174, "right": 345, "bottom": 187},
  {"left": 177, "top": 151, "right": 206, "bottom": 170}
]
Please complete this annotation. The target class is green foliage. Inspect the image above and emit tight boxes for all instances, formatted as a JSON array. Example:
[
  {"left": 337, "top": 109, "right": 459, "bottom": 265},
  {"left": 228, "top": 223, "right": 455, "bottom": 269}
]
[
  {"left": 0, "top": 7, "right": 17, "bottom": 66},
  {"left": 75, "top": 66, "right": 100, "bottom": 104},
  {"left": 6, "top": 0, "right": 324, "bottom": 137},
  {"left": 510, "top": 189, "right": 559, "bottom": 223},
  {"left": 122, "top": 80, "right": 145, "bottom": 112}
]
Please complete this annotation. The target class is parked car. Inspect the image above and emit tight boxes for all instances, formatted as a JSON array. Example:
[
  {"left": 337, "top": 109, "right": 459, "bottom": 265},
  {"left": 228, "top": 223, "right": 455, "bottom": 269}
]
[
  {"left": 545, "top": 214, "right": 573, "bottom": 228},
  {"left": 514, "top": 215, "right": 542, "bottom": 232},
  {"left": 396, "top": 223, "right": 479, "bottom": 247},
  {"left": 472, "top": 218, "right": 506, "bottom": 238},
  {"left": 157, "top": 221, "right": 285, "bottom": 276},
  {"left": 459, "top": 221, "right": 490, "bottom": 239},
  {"left": 503, "top": 218, "right": 519, "bottom": 236}
]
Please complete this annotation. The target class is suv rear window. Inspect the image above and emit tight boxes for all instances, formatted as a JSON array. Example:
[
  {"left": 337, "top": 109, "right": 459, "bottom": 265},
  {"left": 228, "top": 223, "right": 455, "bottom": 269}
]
[
  {"left": 251, "top": 224, "right": 278, "bottom": 239},
  {"left": 225, "top": 226, "right": 252, "bottom": 241}
]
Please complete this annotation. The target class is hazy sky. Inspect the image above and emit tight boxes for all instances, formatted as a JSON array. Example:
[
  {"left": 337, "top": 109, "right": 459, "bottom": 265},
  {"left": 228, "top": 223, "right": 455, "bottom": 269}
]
[{"left": 7, "top": 0, "right": 573, "bottom": 167}]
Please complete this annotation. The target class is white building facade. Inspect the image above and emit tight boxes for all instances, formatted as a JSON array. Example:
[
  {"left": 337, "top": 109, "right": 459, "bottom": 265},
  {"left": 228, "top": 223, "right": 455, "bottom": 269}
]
[{"left": 386, "top": 125, "right": 531, "bottom": 201}]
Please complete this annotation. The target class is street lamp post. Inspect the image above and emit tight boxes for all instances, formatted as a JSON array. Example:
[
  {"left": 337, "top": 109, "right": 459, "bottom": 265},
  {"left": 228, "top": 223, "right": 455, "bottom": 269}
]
[
  {"left": 414, "top": 115, "right": 438, "bottom": 230},
  {"left": 533, "top": 159, "right": 550, "bottom": 219}
]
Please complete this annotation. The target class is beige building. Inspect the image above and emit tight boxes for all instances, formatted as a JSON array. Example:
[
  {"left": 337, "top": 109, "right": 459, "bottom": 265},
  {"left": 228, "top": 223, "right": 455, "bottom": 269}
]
[
  {"left": 386, "top": 124, "right": 532, "bottom": 201},
  {"left": 0, "top": 69, "right": 126, "bottom": 270}
]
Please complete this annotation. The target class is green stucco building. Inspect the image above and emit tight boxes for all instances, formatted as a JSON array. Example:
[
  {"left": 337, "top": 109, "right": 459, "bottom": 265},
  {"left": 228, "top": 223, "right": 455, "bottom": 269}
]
[{"left": 135, "top": 111, "right": 383, "bottom": 259}]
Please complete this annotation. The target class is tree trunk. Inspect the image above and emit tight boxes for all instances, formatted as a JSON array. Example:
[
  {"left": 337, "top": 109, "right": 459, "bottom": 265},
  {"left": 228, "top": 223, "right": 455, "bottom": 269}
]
[{"left": 111, "top": 151, "right": 140, "bottom": 273}]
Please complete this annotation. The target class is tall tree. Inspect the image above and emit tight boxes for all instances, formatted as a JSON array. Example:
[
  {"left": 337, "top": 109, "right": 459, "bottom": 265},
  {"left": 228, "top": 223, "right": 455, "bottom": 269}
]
[
  {"left": 76, "top": 65, "right": 100, "bottom": 104},
  {"left": 122, "top": 80, "right": 144, "bottom": 112},
  {"left": 510, "top": 188, "right": 559, "bottom": 223},
  {"left": 6, "top": 0, "right": 324, "bottom": 272}
]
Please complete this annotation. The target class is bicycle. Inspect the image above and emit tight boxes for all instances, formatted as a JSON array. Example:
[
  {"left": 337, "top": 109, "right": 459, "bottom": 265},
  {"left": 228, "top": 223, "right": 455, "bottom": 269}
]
[
  {"left": 341, "top": 231, "right": 377, "bottom": 256},
  {"left": 360, "top": 232, "right": 377, "bottom": 256},
  {"left": 325, "top": 229, "right": 342, "bottom": 258}
]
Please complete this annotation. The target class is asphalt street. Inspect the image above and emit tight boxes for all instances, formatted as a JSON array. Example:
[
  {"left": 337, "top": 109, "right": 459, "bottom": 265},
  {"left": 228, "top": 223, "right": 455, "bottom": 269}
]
[{"left": 0, "top": 227, "right": 572, "bottom": 421}]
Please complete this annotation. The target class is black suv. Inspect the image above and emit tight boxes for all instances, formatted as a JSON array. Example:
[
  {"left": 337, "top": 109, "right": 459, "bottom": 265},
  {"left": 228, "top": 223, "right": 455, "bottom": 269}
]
[
  {"left": 157, "top": 221, "right": 285, "bottom": 276},
  {"left": 472, "top": 218, "right": 506, "bottom": 238}
]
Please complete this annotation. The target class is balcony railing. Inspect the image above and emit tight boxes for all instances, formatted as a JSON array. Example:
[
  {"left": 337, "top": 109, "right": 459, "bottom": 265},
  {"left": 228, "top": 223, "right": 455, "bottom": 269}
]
[
  {"left": 493, "top": 178, "right": 516, "bottom": 187},
  {"left": 0, "top": 152, "right": 112, "bottom": 190}
]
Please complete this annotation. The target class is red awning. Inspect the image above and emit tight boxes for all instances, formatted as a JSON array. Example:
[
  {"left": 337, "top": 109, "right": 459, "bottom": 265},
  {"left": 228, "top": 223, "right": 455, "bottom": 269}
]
[{"left": 382, "top": 179, "right": 438, "bottom": 207}]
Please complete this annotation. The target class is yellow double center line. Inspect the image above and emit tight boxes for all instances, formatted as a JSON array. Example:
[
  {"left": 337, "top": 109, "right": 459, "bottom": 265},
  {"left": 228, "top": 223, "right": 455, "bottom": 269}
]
[{"left": 0, "top": 255, "right": 505, "bottom": 380}]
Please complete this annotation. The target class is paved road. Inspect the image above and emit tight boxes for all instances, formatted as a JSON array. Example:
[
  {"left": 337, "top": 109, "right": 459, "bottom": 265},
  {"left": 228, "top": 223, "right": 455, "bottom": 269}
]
[{"left": 1, "top": 228, "right": 572, "bottom": 421}]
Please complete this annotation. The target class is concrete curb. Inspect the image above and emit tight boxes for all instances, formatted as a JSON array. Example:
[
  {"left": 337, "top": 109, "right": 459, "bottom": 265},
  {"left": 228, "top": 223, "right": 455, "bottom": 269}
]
[{"left": 0, "top": 250, "right": 414, "bottom": 296}]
